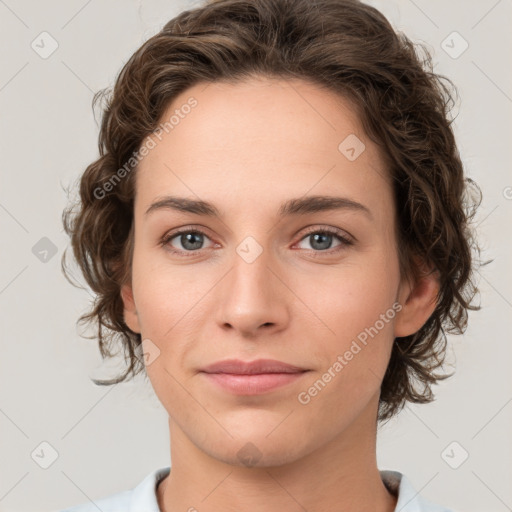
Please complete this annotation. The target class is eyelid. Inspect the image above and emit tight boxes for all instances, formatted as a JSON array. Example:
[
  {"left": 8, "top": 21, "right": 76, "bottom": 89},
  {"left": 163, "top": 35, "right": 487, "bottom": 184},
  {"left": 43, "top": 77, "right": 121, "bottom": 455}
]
[
  {"left": 297, "top": 225, "right": 354, "bottom": 244},
  {"left": 160, "top": 225, "right": 217, "bottom": 253},
  {"left": 160, "top": 224, "right": 354, "bottom": 256}
]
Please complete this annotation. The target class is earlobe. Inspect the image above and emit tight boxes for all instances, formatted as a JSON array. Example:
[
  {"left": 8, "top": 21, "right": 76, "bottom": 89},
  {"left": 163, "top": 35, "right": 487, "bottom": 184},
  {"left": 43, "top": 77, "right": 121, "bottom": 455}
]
[
  {"left": 394, "top": 263, "right": 440, "bottom": 338},
  {"left": 120, "top": 283, "right": 141, "bottom": 334}
]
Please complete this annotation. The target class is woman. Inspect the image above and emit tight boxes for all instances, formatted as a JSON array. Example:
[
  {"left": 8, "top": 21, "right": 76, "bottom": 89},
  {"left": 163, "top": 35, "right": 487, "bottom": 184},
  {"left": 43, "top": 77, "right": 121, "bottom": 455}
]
[{"left": 60, "top": 0, "right": 481, "bottom": 510}]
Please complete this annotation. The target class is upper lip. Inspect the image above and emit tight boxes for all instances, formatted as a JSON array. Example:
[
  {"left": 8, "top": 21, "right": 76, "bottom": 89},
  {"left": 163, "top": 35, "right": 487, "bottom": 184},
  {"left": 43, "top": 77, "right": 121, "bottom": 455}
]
[{"left": 201, "top": 358, "right": 307, "bottom": 375}]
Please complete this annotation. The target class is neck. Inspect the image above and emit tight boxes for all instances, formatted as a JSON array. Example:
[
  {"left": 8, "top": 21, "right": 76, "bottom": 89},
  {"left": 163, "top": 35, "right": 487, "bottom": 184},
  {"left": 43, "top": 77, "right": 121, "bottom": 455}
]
[{"left": 157, "top": 397, "right": 397, "bottom": 512}]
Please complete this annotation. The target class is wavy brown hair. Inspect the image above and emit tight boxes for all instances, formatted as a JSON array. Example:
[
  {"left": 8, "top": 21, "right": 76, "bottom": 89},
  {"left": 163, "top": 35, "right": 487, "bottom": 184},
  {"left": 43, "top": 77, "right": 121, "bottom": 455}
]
[{"left": 61, "top": 0, "right": 485, "bottom": 422}]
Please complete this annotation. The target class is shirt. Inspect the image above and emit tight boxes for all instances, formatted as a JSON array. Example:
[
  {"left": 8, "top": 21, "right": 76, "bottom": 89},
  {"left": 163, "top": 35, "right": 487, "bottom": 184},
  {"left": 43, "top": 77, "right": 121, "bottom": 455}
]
[{"left": 57, "top": 466, "right": 453, "bottom": 512}]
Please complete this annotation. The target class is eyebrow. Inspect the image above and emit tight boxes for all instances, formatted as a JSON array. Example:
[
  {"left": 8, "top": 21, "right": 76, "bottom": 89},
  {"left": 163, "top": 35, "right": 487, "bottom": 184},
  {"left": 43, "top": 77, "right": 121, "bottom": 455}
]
[{"left": 145, "top": 194, "right": 372, "bottom": 220}]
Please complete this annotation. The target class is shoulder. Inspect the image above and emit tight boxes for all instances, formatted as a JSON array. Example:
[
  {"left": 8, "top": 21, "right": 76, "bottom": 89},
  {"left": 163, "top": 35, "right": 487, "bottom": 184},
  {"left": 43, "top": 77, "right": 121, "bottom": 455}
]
[
  {"left": 380, "top": 470, "right": 455, "bottom": 512},
  {"left": 56, "top": 466, "right": 171, "bottom": 512},
  {"left": 58, "top": 466, "right": 453, "bottom": 512}
]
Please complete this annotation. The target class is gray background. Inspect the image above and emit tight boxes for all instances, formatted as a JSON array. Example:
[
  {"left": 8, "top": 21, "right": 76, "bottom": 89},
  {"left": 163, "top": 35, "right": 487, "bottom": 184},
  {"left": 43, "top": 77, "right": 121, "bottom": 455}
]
[{"left": 0, "top": 1, "right": 511, "bottom": 511}]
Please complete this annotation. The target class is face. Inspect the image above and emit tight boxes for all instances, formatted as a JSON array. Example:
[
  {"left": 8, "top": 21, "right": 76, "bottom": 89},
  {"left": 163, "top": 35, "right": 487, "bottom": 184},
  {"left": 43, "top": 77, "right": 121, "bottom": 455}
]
[{"left": 121, "top": 77, "right": 438, "bottom": 467}]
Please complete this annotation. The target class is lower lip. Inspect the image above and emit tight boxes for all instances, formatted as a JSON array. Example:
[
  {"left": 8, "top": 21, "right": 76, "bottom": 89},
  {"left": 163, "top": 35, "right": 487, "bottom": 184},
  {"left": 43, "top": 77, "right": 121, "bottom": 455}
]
[{"left": 202, "top": 372, "right": 308, "bottom": 395}]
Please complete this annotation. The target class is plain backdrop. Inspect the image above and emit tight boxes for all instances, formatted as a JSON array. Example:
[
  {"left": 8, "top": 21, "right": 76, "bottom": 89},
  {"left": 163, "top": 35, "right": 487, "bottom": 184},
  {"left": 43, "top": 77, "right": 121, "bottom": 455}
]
[{"left": 0, "top": 1, "right": 511, "bottom": 511}]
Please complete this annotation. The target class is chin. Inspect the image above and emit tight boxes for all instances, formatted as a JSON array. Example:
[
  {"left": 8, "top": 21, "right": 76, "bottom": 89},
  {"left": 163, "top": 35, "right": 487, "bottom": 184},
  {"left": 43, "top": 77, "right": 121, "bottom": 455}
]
[{"left": 198, "top": 428, "right": 312, "bottom": 469}]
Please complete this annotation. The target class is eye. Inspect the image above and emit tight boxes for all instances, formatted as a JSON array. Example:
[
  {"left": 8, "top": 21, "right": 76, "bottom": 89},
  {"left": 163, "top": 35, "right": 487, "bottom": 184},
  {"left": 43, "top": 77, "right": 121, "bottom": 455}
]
[
  {"left": 160, "top": 227, "right": 214, "bottom": 257},
  {"left": 295, "top": 227, "right": 353, "bottom": 254},
  {"left": 160, "top": 225, "right": 354, "bottom": 258}
]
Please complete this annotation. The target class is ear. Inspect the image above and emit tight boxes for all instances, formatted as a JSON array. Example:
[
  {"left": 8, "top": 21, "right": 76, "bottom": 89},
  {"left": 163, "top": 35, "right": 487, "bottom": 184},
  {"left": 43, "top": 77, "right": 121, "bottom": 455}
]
[
  {"left": 394, "top": 258, "right": 440, "bottom": 338},
  {"left": 120, "top": 282, "right": 141, "bottom": 334}
]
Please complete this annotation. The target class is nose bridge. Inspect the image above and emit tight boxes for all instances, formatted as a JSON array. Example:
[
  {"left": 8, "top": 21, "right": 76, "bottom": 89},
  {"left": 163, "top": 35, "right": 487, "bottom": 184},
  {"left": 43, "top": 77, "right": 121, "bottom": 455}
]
[
  {"left": 233, "top": 238, "right": 271, "bottom": 289},
  {"left": 216, "top": 235, "right": 287, "bottom": 334},
  {"left": 229, "top": 236, "right": 275, "bottom": 305}
]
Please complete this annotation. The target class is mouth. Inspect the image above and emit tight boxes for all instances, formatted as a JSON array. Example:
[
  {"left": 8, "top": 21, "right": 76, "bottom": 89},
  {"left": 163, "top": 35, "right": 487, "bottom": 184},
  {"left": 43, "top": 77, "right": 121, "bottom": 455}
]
[
  {"left": 200, "top": 358, "right": 310, "bottom": 395},
  {"left": 201, "top": 358, "right": 308, "bottom": 375}
]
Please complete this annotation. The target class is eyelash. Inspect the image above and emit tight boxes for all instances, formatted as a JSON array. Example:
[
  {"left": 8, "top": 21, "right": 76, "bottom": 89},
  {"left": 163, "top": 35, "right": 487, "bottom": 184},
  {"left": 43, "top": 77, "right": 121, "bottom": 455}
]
[{"left": 159, "top": 225, "right": 354, "bottom": 258}]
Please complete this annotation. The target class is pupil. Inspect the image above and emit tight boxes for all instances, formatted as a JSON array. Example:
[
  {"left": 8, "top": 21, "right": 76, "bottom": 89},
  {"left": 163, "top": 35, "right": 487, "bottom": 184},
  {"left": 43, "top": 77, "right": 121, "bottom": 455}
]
[
  {"left": 312, "top": 233, "right": 331, "bottom": 250},
  {"left": 183, "top": 232, "right": 202, "bottom": 250}
]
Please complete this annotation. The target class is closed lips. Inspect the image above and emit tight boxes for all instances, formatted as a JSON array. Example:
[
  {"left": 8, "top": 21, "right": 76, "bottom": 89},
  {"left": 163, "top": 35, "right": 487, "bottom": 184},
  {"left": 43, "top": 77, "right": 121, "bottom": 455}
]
[{"left": 201, "top": 358, "right": 308, "bottom": 375}]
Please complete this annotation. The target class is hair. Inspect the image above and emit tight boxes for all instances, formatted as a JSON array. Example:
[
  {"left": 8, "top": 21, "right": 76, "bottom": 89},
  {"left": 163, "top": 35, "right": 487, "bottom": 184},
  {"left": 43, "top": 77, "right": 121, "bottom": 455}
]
[{"left": 61, "top": 0, "right": 485, "bottom": 422}]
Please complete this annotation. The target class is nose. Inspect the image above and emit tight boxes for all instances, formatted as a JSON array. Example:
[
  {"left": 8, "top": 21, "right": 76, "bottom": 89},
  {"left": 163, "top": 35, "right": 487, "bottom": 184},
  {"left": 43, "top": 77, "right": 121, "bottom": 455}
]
[{"left": 215, "top": 246, "right": 289, "bottom": 338}]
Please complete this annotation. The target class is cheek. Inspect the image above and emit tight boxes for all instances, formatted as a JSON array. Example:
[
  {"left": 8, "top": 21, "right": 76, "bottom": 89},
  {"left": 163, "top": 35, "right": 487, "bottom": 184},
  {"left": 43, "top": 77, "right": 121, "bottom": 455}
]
[
  {"left": 295, "top": 275, "right": 398, "bottom": 423},
  {"left": 301, "top": 250, "right": 399, "bottom": 335},
  {"left": 131, "top": 247, "right": 203, "bottom": 337},
  {"left": 130, "top": 255, "right": 211, "bottom": 387},
  {"left": 293, "top": 249, "right": 400, "bottom": 383}
]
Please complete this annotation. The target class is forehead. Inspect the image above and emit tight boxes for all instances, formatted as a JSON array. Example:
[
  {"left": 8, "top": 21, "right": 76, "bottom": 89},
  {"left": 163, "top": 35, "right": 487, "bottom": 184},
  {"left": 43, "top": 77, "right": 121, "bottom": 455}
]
[{"left": 134, "top": 77, "right": 391, "bottom": 219}]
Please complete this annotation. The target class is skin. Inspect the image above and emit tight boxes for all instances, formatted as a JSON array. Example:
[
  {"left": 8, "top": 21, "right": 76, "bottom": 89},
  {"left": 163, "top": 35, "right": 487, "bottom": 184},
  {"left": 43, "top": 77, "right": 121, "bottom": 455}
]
[{"left": 120, "top": 77, "right": 439, "bottom": 512}]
